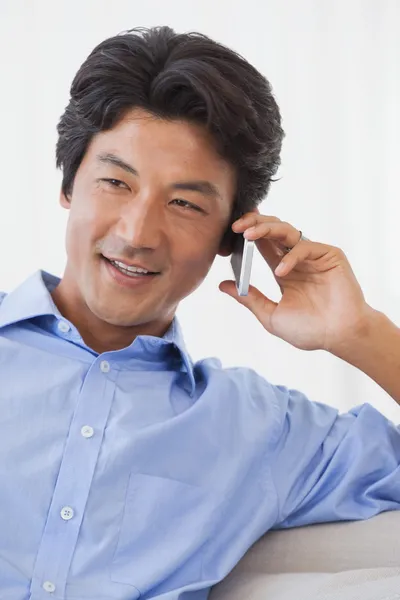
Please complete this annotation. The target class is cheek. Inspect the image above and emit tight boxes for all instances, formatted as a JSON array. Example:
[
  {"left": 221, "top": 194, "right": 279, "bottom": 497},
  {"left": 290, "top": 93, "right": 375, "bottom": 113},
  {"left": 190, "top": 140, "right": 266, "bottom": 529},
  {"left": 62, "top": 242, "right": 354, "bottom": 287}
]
[
  {"left": 169, "top": 242, "right": 216, "bottom": 300},
  {"left": 65, "top": 214, "right": 88, "bottom": 260},
  {"left": 173, "top": 237, "right": 216, "bottom": 279},
  {"left": 65, "top": 196, "right": 107, "bottom": 256},
  {"left": 174, "top": 222, "right": 225, "bottom": 268}
]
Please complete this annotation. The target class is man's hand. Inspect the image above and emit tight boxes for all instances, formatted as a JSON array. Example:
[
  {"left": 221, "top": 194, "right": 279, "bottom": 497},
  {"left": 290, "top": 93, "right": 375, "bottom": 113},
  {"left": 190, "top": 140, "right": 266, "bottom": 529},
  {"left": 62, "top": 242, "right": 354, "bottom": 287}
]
[{"left": 219, "top": 212, "right": 374, "bottom": 353}]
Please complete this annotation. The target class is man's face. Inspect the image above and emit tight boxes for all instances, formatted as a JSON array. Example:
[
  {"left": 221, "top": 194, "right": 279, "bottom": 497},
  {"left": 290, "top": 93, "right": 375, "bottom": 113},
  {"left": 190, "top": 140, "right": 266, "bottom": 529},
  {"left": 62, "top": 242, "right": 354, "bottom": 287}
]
[{"left": 60, "top": 108, "right": 236, "bottom": 328}]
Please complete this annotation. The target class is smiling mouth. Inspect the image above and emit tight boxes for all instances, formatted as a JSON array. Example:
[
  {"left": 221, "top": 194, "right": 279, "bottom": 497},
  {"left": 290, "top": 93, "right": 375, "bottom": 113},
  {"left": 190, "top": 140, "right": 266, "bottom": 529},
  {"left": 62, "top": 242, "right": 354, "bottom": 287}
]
[{"left": 102, "top": 256, "right": 160, "bottom": 281}]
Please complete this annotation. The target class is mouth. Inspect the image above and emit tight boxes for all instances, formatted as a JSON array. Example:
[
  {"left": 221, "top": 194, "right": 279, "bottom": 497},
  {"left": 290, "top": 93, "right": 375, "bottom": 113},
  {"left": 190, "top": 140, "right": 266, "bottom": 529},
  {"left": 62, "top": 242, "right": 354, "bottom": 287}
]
[{"left": 101, "top": 255, "right": 161, "bottom": 287}]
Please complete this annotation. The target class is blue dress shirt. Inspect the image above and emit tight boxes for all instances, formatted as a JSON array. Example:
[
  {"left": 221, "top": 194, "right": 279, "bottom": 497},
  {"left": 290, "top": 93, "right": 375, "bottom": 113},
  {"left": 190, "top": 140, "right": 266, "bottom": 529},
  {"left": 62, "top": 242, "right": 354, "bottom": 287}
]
[{"left": 0, "top": 270, "right": 399, "bottom": 600}]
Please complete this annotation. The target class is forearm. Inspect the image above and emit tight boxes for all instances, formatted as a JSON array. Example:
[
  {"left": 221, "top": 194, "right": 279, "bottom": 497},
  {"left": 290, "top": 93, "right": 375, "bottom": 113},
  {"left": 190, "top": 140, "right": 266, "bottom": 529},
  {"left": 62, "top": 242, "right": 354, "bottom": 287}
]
[{"left": 331, "top": 308, "right": 400, "bottom": 405}]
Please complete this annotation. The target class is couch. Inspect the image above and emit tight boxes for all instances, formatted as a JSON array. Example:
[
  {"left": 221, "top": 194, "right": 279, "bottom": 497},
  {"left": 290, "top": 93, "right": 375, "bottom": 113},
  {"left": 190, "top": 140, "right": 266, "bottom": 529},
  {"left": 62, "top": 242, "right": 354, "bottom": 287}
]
[{"left": 210, "top": 511, "right": 400, "bottom": 600}]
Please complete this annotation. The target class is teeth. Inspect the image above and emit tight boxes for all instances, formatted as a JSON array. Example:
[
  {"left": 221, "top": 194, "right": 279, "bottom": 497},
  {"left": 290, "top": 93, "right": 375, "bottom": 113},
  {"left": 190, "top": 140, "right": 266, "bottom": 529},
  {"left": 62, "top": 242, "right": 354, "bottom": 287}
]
[{"left": 113, "top": 261, "right": 150, "bottom": 274}]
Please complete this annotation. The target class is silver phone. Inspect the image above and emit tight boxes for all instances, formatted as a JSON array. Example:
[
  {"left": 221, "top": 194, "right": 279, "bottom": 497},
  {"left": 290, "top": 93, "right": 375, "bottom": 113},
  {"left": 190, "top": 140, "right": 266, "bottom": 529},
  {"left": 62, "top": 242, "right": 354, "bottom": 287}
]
[{"left": 230, "top": 234, "right": 255, "bottom": 296}]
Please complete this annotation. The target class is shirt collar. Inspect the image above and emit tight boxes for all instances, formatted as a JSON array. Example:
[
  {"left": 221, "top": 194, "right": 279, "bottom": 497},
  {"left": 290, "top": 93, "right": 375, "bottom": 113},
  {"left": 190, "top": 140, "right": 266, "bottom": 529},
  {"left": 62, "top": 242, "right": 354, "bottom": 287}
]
[
  {"left": 0, "top": 270, "right": 62, "bottom": 327},
  {"left": 0, "top": 270, "right": 196, "bottom": 395}
]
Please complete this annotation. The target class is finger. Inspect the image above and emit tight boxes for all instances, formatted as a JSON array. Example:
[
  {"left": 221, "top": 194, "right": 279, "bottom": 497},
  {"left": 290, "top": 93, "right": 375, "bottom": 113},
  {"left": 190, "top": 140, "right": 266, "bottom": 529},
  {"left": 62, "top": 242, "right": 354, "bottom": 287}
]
[
  {"left": 274, "top": 241, "right": 335, "bottom": 276},
  {"left": 255, "top": 237, "right": 283, "bottom": 274},
  {"left": 243, "top": 220, "right": 302, "bottom": 249},
  {"left": 232, "top": 213, "right": 280, "bottom": 233},
  {"left": 237, "top": 220, "right": 302, "bottom": 275},
  {"left": 219, "top": 280, "right": 277, "bottom": 331}
]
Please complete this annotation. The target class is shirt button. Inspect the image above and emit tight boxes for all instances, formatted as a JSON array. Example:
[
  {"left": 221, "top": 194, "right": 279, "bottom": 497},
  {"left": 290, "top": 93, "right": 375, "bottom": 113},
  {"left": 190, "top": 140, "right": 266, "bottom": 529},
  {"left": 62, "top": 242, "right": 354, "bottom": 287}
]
[
  {"left": 43, "top": 581, "right": 56, "bottom": 593},
  {"left": 100, "top": 360, "right": 110, "bottom": 373},
  {"left": 57, "top": 320, "right": 70, "bottom": 334},
  {"left": 81, "top": 425, "right": 94, "bottom": 438},
  {"left": 60, "top": 506, "right": 74, "bottom": 520}
]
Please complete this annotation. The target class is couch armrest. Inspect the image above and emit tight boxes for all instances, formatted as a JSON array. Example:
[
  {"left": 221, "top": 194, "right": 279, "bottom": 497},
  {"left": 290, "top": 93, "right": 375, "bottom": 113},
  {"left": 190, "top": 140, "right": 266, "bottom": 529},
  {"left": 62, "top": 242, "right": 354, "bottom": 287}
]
[{"left": 217, "top": 510, "right": 400, "bottom": 580}]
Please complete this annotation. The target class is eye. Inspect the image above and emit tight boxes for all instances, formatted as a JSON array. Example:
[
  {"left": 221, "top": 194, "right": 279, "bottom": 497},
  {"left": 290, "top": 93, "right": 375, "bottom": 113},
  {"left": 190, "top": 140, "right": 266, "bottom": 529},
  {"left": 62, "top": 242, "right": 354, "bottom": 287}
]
[
  {"left": 101, "top": 178, "right": 129, "bottom": 189},
  {"left": 172, "top": 198, "right": 203, "bottom": 212}
]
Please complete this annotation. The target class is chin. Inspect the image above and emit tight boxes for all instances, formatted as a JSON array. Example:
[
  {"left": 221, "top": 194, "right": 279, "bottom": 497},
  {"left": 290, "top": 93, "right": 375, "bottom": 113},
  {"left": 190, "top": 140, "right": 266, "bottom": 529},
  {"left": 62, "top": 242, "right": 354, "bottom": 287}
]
[
  {"left": 94, "top": 308, "right": 146, "bottom": 327},
  {"left": 94, "top": 300, "right": 164, "bottom": 328}
]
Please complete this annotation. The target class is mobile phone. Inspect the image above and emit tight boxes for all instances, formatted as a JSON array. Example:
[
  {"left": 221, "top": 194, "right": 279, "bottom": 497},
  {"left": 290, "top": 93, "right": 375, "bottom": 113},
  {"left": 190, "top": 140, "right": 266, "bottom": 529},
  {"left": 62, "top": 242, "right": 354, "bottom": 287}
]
[{"left": 230, "top": 234, "right": 255, "bottom": 296}]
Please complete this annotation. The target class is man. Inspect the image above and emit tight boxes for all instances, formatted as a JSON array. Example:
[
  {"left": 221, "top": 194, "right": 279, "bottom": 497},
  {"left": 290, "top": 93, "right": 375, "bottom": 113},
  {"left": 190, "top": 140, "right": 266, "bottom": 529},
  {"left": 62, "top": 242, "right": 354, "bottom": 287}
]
[{"left": 0, "top": 25, "right": 399, "bottom": 600}]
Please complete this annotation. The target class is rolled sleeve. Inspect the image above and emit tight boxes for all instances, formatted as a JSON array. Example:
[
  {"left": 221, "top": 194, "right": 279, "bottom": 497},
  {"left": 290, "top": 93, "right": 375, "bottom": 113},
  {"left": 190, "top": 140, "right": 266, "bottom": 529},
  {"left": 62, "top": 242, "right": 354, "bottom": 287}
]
[{"left": 268, "top": 386, "right": 400, "bottom": 529}]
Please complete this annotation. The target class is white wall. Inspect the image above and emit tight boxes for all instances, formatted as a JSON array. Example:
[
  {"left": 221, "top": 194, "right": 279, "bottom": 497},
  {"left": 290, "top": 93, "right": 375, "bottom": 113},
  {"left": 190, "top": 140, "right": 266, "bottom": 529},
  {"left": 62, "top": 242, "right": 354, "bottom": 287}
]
[{"left": 1, "top": 0, "right": 399, "bottom": 420}]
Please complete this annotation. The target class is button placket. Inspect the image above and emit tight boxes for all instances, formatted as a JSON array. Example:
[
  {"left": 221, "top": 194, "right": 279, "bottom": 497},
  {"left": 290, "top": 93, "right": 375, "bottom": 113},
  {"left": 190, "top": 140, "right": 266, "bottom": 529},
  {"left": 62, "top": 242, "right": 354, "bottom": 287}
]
[{"left": 30, "top": 354, "right": 117, "bottom": 598}]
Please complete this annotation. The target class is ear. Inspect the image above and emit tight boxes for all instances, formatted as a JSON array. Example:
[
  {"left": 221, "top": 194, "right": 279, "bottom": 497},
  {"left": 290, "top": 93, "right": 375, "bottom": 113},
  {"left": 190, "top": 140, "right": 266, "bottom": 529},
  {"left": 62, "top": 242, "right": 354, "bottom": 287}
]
[
  {"left": 59, "top": 190, "right": 71, "bottom": 209},
  {"left": 218, "top": 246, "right": 232, "bottom": 257},
  {"left": 217, "top": 227, "right": 235, "bottom": 257}
]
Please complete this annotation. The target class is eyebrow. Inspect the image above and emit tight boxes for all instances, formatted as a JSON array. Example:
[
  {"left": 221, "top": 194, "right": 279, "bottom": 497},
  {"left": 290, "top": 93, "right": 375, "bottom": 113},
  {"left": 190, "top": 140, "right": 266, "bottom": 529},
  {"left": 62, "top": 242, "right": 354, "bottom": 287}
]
[
  {"left": 97, "top": 152, "right": 138, "bottom": 177},
  {"left": 96, "top": 152, "right": 222, "bottom": 200}
]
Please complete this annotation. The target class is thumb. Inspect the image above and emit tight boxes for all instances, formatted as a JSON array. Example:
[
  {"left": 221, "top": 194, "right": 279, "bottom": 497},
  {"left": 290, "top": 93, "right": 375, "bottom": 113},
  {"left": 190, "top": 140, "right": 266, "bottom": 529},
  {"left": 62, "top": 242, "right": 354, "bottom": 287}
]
[{"left": 219, "top": 280, "right": 278, "bottom": 330}]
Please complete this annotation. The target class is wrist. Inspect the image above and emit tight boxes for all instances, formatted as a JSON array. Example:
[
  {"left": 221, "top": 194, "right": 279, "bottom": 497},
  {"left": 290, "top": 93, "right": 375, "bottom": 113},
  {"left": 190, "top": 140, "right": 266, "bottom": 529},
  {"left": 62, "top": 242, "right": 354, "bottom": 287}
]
[
  {"left": 329, "top": 305, "right": 400, "bottom": 404},
  {"left": 329, "top": 305, "right": 384, "bottom": 363}
]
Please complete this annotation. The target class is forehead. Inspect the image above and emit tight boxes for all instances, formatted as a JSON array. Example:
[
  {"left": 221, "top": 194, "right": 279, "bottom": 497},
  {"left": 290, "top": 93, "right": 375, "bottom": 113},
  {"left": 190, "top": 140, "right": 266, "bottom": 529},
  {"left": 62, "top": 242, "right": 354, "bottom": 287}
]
[{"left": 86, "top": 108, "right": 236, "bottom": 184}]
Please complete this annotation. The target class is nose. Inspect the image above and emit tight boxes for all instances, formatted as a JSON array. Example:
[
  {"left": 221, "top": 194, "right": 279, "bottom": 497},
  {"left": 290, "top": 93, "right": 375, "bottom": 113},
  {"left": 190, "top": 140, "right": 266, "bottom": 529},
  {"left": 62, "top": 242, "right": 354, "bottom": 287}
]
[{"left": 115, "top": 194, "right": 165, "bottom": 250}]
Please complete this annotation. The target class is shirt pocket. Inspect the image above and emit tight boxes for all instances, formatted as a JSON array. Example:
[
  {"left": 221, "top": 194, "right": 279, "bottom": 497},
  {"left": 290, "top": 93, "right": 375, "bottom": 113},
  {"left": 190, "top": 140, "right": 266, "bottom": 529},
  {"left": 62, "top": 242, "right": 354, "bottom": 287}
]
[{"left": 110, "top": 472, "right": 220, "bottom": 594}]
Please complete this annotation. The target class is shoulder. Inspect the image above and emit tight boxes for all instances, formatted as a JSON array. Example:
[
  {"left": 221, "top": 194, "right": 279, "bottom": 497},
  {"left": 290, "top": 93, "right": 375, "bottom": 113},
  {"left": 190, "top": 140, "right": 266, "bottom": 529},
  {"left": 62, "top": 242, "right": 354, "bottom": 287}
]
[
  {"left": 195, "top": 356, "right": 291, "bottom": 415},
  {"left": 194, "top": 357, "right": 297, "bottom": 446},
  {"left": 194, "top": 356, "right": 340, "bottom": 426},
  {"left": 197, "top": 356, "right": 287, "bottom": 392}
]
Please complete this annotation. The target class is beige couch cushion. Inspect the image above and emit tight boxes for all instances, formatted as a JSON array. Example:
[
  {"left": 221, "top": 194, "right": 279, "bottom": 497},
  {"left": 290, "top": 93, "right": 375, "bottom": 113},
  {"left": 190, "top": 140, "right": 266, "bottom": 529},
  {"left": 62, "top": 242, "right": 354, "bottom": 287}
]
[
  {"left": 210, "top": 568, "right": 400, "bottom": 600},
  {"left": 210, "top": 511, "right": 400, "bottom": 600}
]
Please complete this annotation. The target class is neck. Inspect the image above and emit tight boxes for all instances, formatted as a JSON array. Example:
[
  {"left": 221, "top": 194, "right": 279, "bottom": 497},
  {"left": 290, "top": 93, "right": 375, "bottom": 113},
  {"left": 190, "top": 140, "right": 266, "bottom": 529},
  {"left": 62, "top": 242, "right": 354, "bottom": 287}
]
[{"left": 51, "top": 278, "right": 172, "bottom": 355}]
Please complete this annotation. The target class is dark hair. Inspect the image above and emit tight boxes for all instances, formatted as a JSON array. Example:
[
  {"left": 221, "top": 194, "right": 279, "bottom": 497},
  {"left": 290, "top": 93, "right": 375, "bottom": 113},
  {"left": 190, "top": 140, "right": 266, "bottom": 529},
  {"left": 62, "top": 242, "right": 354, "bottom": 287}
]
[{"left": 56, "top": 26, "right": 285, "bottom": 246}]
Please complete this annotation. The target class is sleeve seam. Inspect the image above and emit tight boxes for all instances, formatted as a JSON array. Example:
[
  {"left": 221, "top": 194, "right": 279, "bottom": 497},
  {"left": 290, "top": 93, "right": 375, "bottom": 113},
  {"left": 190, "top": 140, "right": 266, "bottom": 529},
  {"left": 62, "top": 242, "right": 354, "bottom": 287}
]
[{"left": 264, "top": 386, "right": 289, "bottom": 525}]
